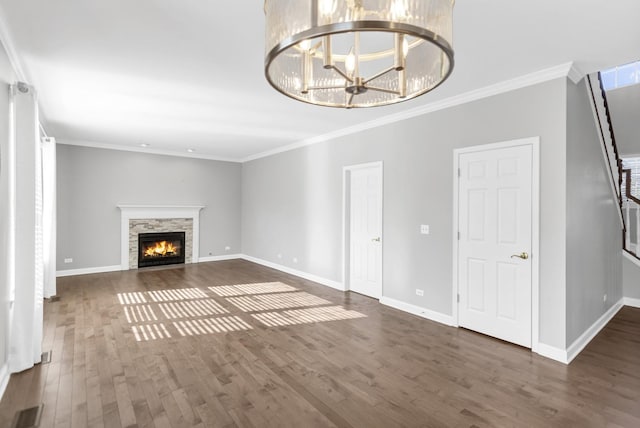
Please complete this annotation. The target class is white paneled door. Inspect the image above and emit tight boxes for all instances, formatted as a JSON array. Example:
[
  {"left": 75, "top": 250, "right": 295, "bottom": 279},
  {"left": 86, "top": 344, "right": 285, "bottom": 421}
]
[
  {"left": 458, "top": 144, "right": 533, "bottom": 348},
  {"left": 349, "top": 164, "right": 383, "bottom": 299}
]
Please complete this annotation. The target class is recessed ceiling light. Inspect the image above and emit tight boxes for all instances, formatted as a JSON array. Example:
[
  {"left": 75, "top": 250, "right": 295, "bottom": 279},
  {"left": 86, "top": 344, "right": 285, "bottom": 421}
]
[
  {"left": 187, "top": 148, "right": 195, "bottom": 153},
  {"left": 140, "top": 143, "right": 150, "bottom": 148}
]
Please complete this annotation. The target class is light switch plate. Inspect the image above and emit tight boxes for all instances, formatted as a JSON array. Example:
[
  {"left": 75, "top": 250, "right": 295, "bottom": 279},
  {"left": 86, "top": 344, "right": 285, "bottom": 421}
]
[{"left": 420, "top": 225, "right": 430, "bottom": 235}]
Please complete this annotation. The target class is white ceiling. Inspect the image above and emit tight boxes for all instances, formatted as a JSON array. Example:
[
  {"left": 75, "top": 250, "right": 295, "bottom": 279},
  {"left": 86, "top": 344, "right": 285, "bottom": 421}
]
[{"left": 0, "top": 1, "right": 638, "bottom": 162}]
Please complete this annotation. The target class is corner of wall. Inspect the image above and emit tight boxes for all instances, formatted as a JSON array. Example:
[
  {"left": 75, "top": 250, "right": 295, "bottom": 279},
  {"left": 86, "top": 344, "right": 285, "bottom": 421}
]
[{"left": 0, "top": 362, "right": 9, "bottom": 401}]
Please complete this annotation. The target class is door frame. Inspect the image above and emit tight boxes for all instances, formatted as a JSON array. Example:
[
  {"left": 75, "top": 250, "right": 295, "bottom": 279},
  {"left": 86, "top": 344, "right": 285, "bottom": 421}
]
[
  {"left": 452, "top": 137, "right": 540, "bottom": 352},
  {"left": 342, "top": 161, "right": 384, "bottom": 297}
]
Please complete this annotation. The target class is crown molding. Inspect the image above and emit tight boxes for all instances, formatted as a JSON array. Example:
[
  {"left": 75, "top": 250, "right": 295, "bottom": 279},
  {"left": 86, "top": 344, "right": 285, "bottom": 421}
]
[
  {"left": 56, "top": 138, "right": 242, "bottom": 163},
  {"left": 242, "top": 62, "right": 578, "bottom": 163},
  {"left": 567, "top": 63, "right": 585, "bottom": 84},
  {"left": 0, "top": 4, "right": 27, "bottom": 82}
]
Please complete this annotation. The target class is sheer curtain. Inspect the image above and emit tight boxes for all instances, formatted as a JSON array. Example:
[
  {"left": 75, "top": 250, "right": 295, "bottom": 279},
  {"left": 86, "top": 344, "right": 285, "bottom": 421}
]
[
  {"left": 41, "top": 137, "right": 56, "bottom": 299},
  {"left": 8, "top": 82, "right": 43, "bottom": 372}
]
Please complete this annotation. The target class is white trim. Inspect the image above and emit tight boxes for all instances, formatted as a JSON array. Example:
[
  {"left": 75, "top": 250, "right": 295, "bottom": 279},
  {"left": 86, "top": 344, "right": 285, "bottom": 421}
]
[
  {"left": 198, "top": 254, "right": 242, "bottom": 263},
  {"left": 56, "top": 265, "right": 121, "bottom": 277},
  {"left": 567, "top": 64, "right": 584, "bottom": 84},
  {"left": 565, "top": 298, "right": 624, "bottom": 364},
  {"left": 0, "top": 363, "right": 9, "bottom": 402},
  {"left": 240, "top": 254, "right": 345, "bottom": 292},
  {"left": 342, "top": 161, "right": 384, "bottom": 298},
  {"left": 452, "top": 137, "right": 541, "bottom": 351},
  {"left": 117, "top": 205, "right": 204, "bottom": 270},
  {"left": 535, "top": 343, "right": 568, "bottom": 364},
  {"left": 243, "top": 63, "right": 576, "bottom": 163},
  {"left": 57, "top": 139, "right": 240, "bottom": 163},
  {"left": 623, "top": 250, "right": 640, "bottom": 268},
  {"left": 380, "top": 297, "right": 456, "bottom": 327},
  {"left": 624, "top": 297, "right": 640, "bottom": 308}
]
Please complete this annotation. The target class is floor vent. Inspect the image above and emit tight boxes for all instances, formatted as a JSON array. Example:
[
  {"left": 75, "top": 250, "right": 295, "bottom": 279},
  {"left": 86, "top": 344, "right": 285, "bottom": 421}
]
[
  {"left": 10, "top": 404, "right": 43, "bottom": 428},
  {"left": 40, "top": 351, "right": 52, "bottom": 364},
  {"left": 47, "top": 296, "right": 60, "bottom": 303}
]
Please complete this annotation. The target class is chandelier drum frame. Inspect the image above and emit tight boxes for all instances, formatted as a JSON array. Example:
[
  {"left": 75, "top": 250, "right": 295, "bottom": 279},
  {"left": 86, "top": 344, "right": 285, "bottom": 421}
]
[{"left": 264, "top": 1, "right": 455, "bottom": 108}]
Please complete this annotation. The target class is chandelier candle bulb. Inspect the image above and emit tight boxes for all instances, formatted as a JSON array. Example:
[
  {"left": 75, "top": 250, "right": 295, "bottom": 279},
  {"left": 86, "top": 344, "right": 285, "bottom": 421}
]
[
  {"left": 394, "top": 33, "right": 407, "bottom": 71},
  {"left": 264, "top": 0, "right": 455, "bottom": 108},
  {"left": 323, "top": 35, "right": 333, "bottom": 68}
]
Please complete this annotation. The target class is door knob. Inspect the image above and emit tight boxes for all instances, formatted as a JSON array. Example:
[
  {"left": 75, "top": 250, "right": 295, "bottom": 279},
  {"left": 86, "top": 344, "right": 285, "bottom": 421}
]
[
  {"left": 371, "top": 237, "right": 381, "bottom": 242},
  {"left": 510, "top": 252, "right": 529, "bottom": 260}
]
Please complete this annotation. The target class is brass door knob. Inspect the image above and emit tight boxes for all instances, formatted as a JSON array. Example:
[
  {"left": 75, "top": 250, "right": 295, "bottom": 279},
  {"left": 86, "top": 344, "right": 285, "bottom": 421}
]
[{"left": 510, "top": 252, "right": 529, "bottom": 260}]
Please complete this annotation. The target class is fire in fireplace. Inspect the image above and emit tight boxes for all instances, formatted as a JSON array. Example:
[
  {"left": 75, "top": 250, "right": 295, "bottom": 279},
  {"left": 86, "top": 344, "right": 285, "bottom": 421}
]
[{"left": 138, "top": 232, "right": 185, "bottom": 268}]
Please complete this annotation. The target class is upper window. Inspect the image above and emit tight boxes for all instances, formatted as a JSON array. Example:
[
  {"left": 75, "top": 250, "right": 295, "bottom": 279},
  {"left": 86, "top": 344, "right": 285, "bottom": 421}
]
[{"left": 601, "top": 61, "right": 640, "bottom": 91}]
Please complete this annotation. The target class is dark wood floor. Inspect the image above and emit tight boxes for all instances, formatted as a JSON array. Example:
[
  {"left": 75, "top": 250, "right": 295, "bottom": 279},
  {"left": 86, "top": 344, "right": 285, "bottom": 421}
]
[{"left": 1, "top": 260, "right": 639, "bottom": 427}]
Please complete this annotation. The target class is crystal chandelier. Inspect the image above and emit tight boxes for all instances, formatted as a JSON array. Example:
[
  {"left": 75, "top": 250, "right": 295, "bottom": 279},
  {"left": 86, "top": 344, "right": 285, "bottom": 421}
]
[{"left": 264, "top": 0, "right": 455, "bottom": 108}]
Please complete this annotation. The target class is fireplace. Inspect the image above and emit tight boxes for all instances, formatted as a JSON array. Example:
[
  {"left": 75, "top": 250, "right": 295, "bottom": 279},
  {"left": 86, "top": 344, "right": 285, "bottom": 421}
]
[{"left": 138, "top": 232, "right": 185, "bottom": 268}]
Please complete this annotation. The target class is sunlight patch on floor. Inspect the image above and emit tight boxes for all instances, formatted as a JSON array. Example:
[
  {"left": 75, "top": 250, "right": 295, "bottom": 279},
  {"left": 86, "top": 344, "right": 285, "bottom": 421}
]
[
  {"left": 147, "top": 288, "right": 208, "bottom": 302},
  {"left": 159, "top": 299, "right": 228, "bottom": 319},
  {"left": 227, "top": 292, "right": 331, "bottom": 312},
  {"left": 208, "top": 282, "right": 298, "bottom": 297},
  {"left": 117, "top": 292, "right": 147, "bottom": 305},
  {"left": 173, "top": 316, "right": 252, "bottom": 336},
  {"left": 252, "top": 306, "right": 366, "bottom": 327},
  {"left": 124, "top": 305, "right": 158, "bottom": 323},
  {"left": 132, "top": 323, "right": 172, "bottom": 341}
]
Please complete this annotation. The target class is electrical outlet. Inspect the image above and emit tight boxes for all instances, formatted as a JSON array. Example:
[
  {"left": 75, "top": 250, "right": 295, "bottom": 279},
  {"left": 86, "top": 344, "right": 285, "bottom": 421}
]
[
  {"left": 293, "top": 257, "right": 298, "bottom": 263},
  {"left": 603, "top": 294, "right": 607, "bottom": 302},
  {"left": 224, "top": 246, "right": 231, "bottom": 251},
  {"left": 277, "top": 253, "right": 282, "bottom": 259},
  {"left": 64, "top": 258, "right": 73, "bottom": 264},
  {"left": 416, "top": 289, "right": 424, "bottom": 297},
  {"left": 420, "top": 224, "right": 430, "bottom": 235}
]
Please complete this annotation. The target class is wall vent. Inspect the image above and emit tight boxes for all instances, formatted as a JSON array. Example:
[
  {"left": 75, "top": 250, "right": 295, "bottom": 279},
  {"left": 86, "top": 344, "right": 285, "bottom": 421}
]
[{"left": 10, "top": 404, "right": 43, "bottom": 428}]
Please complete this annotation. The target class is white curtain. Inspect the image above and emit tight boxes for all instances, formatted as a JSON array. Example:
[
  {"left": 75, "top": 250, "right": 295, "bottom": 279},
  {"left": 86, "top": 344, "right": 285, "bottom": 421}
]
[
  {"left": 41, "top": 137, "right": 56, "bottom": 298},
  {"left": 8, "top": 82, "right": 43, "bottom": 373}
]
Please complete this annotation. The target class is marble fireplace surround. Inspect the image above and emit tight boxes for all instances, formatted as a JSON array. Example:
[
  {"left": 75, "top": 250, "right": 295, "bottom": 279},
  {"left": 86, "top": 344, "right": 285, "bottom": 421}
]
[{"left": 118, "top": 205, "right": 204, "bottom": 270}]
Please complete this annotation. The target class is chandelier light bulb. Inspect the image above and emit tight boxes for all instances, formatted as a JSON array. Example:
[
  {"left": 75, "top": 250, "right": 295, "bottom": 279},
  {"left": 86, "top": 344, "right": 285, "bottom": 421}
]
[
  {"left": 345, "top": 47, "right": 356, "bottom": 76},
  {"left": 319, "top": 0, "right": 337, "bottom": 18},
  {"left": 390, "top": 0, "right": 407, "bottom": 20},
  {"left": 299, "top": 39, "right": 311, "bottom": 51}
]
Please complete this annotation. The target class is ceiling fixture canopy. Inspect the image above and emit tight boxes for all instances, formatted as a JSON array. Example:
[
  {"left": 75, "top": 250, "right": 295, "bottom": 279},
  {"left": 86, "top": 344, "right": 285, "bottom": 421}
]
[{"left": 264, "top": 0, "right": 455, "bottom": 108}]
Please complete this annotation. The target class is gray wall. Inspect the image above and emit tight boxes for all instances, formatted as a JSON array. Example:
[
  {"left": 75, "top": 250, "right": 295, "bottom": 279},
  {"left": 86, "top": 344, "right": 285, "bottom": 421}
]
[
  {"left": 0, "top": 41, "right": 16, "bottom": 376},
  {"left": 607, "top": 83, "right": 640, "bottom": 156},
  {"left": 623, "top": 255, "right": 640, "bottom": 300},
  {"left": 565, "top": 79, "right": 623, "bottom": 345},
  {"left": 57, "top": 145, "right": 241, "bottom": 270},
  {"left": 243, "top": 79, "right": 569, "bottom": 349}
]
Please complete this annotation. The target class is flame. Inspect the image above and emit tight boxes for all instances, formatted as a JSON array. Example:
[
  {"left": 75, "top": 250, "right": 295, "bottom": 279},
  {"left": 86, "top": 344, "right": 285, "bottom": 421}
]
[{"left": 144, "top": 241, "right": 178, "bottom": 257}]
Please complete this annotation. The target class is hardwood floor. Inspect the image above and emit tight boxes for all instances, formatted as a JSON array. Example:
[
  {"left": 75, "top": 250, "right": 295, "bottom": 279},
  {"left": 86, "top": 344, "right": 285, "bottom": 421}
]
[{"left": 1, "top": 259, "right": 639, "bottom": 427}]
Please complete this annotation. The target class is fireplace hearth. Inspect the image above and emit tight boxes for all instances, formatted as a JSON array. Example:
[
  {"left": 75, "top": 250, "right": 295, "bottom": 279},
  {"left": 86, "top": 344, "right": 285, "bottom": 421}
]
[{"left": 138, "top": 231, "right": 185, "bottom": 268}]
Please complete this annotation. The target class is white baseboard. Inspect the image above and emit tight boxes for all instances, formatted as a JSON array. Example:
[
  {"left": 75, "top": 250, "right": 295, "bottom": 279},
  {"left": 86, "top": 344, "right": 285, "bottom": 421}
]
[
  {"left": 534, "top": 299, "right": 626, "bottom": 365},
  {"left": 199, "top": 254, "right": 242, "bottom": 263},
  {"left": 380, "top": 296, "right": 456, "bottom": 327},
  {"left": 56, "top": 265, "right": 122, "bottom": 277},
  {"left": 240, "top": 254, "right": 345, "bottom": 291},
  {"left": 0, "top": 363, "right": 9, "bottom": 402},
  {"left": 624, "top": 297, "right": 640, "bottom": 308},
  {"left": 535, "top": 343, "right": 568, "bottom": 364},
  {"left": 565, "top": 298, "right": 624, "bottom": 364},
  {"left": 56, "top": 255, "right": 245, "bottom": 277}
]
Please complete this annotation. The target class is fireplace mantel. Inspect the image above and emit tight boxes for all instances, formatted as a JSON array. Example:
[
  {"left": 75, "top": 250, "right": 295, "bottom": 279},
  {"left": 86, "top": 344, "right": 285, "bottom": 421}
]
[{"left": 118, "top": 205, "right": 204, "bottom": 270}]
